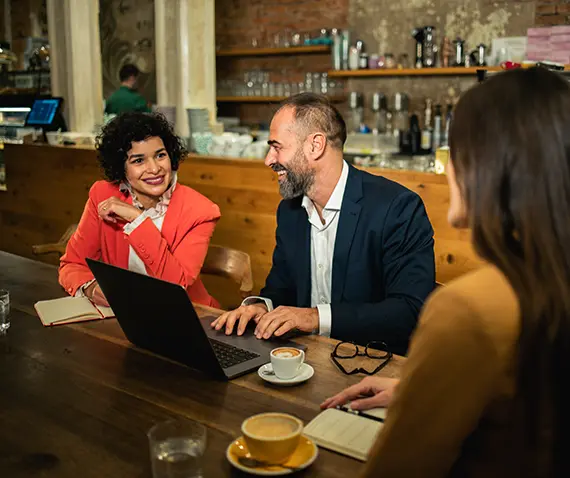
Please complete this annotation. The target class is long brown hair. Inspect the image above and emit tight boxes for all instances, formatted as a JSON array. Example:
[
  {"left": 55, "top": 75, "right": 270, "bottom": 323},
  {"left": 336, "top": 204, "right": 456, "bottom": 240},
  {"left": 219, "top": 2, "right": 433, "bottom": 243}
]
[{"left": 450, "top": 67, "right": 570, "bottom": 476}]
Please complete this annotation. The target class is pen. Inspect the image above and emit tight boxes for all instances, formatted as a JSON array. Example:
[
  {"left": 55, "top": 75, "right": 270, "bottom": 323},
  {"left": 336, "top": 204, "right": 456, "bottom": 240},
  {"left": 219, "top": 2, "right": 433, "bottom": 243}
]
[{"left": 336, "top": 405, "right": 385, "bottom": 423}]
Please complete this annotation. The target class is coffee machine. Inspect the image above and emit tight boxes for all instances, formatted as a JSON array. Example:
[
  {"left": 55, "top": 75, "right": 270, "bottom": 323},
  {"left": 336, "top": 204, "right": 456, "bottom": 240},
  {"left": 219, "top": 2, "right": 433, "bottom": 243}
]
[{"left": 412, "top": 26, "right": 438, "bottom": 68}]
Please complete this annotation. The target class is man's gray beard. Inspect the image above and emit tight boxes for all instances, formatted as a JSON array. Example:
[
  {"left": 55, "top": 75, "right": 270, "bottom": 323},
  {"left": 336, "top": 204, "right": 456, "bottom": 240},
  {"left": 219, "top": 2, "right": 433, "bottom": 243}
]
[
  {"left": 279, "top": 169, "right": 315, "bottom": 199},
  {"left": 278, "top": 150, "right": 315, "bottom": 200}
]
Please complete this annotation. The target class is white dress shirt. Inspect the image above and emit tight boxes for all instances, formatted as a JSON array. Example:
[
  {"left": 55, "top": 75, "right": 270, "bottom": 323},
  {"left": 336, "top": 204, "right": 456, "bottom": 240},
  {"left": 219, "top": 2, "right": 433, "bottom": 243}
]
[{"left": 244, "top": 161, "right": 349, "bottom": 337}]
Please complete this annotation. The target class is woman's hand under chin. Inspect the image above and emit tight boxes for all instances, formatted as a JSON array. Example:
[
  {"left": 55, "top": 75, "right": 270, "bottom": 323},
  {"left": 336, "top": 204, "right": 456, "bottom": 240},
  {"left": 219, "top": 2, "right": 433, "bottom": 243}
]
[{"left": 97, "top": 197, "right": 142, "bottom": 224}]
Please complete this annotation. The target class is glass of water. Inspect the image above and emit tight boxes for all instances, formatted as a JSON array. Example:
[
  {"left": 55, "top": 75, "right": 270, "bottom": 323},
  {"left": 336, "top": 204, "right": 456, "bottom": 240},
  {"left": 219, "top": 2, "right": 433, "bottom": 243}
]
[
  {"left": 148, "top": 419, "right": 207, "bottom": 478},
  {"left": 0, "top": 290, "right": 9, "bottom": 335}
]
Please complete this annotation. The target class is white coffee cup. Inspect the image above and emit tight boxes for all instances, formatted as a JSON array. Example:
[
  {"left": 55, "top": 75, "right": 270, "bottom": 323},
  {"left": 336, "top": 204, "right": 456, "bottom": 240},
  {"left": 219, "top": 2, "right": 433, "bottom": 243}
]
[{"left": 270, "top": 347, "right": 305, "bottom": 380}]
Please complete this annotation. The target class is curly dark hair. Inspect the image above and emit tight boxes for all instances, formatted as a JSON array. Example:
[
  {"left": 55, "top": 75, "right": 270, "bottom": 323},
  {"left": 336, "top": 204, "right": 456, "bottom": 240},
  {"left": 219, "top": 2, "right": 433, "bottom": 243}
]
[{"left": 96, "top": 112, "right": 187, "bottom": 183}]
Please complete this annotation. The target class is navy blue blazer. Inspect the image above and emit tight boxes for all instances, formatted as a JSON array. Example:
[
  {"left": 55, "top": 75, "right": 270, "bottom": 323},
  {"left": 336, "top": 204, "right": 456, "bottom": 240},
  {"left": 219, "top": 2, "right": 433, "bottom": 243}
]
[{"left": 260, "top": 165, "right": 435, "bottom": 355}]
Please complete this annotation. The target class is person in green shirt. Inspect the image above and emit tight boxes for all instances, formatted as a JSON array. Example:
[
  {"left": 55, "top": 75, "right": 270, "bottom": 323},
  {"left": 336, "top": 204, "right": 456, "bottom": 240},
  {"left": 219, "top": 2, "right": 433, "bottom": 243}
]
[{"left": 105, "top": 64, "right": 151, "bottom": 115}]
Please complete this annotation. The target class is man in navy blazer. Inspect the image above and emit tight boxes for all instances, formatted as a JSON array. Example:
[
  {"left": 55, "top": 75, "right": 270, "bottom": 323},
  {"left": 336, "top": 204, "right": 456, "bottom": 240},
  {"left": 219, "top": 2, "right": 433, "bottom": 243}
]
[{"left": 212, "top": 93, "right": 435, "bottom": 355}]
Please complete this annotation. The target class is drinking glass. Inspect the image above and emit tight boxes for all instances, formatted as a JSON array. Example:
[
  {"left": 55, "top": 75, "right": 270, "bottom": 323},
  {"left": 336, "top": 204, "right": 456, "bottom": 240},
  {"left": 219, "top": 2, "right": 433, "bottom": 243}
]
[
  {"left": 312, "top": 73, "right": 321, "bottom": 94},
  {"left": 0, "top": 289, "right": 10, "bottom": 335},
  {"left": 149, "top": 419, "right": 207, "bottom": 478}
]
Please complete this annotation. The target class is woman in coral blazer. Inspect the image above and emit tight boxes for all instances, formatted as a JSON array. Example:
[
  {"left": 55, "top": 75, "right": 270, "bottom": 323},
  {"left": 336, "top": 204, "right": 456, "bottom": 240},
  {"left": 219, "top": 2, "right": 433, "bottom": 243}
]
[{"left": 59, "top": 112, "right": 220, "bottom": 308}]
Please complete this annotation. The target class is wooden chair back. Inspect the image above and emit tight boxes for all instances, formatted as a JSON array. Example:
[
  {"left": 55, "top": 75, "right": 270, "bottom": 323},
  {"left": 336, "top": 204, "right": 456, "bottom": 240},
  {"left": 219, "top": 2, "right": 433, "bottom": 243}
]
[
  {"left": 201, "top": 245, "right": 254, "bottom": 299},
  {"left": 32, "top": 224, "right": 78, "bottom": 257},
  {"left": 31, "top": 226, "right": 254, "bottom": 299}
]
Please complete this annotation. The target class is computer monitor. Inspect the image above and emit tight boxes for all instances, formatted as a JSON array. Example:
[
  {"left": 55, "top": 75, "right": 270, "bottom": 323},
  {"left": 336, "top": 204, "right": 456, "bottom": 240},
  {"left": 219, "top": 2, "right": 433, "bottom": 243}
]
[{"left": 25, "top": 97, "right": 63, "bottom": 128}]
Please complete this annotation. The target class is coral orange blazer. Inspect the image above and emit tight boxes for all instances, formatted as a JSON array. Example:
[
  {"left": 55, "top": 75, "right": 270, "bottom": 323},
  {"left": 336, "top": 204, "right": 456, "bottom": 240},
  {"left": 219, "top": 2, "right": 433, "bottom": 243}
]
[{"left": 59, "top": 180, "right": 221, "bottom": 308}]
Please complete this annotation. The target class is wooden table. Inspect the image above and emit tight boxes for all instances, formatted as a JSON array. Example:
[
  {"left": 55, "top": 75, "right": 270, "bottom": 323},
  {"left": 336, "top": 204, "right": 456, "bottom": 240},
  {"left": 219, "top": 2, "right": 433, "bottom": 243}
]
[{"left": 0, "top": 251, "right": 404, "bottom": 477}]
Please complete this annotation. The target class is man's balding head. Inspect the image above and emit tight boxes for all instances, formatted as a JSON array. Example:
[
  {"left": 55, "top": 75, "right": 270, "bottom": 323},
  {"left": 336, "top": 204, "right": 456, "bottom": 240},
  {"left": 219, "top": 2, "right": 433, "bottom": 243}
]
[{"left": 276, "top": 93, "right": 347, "bottom": 150}]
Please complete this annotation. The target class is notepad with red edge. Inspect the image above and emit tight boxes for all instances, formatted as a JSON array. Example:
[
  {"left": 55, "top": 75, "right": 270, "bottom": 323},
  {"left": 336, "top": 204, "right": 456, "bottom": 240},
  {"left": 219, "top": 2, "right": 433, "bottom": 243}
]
[
  {"left": 35, "top": 296, "right": 115, "bottom": 326},
  {"left": 304, "top": 407, "right": 386, "bottom": 461}
]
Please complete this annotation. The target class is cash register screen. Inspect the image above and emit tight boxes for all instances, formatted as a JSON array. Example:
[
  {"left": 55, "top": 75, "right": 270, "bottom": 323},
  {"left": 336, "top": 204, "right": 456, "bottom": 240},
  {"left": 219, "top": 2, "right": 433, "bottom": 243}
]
[{"left": 25, "top": 98, "right": 62, "bottom": 126}]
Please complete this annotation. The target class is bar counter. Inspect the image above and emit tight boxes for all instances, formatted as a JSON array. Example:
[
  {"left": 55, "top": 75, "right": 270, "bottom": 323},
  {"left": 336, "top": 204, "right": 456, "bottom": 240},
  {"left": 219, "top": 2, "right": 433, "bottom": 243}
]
[{"left": 0, "top": 143, "right": 482, "bottom": 307}]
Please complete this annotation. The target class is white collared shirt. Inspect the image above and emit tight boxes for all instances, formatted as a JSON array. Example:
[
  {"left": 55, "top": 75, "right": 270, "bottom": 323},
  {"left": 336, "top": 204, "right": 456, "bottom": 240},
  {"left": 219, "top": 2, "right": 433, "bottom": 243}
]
[
  {"left": 302, "top": 160, "right": 349, "bottom": 336},
  {"left": 120, "top": 173, "right": 178, "bottom": 275},
  {"left": 243, "top": 161, "right": 349, "bottom": 337}
]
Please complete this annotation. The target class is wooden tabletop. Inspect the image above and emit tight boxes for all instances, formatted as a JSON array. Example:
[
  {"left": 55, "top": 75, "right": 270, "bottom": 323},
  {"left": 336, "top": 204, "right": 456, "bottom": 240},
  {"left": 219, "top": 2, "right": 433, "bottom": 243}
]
[{"left": 0, "top": 251, "right": 404, "bottom": 477}]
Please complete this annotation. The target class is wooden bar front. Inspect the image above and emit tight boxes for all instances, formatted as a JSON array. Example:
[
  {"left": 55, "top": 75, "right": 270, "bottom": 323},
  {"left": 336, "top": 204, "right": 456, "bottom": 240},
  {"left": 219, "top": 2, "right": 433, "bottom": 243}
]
[{"left": 0, "top": 144, "right": 482, "bottom": 307}]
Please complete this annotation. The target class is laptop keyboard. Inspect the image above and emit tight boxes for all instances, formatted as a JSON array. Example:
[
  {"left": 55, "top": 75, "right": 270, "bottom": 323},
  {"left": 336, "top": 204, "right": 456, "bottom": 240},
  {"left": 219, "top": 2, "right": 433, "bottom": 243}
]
[{"left": 209, "top": 339, "right": 260, "bottom": 369}]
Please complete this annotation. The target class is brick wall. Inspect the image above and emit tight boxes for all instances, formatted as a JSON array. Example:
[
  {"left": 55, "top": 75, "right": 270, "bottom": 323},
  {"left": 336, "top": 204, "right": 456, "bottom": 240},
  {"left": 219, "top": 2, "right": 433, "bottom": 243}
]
[
  {"left": 215, "top": 0, "right": 536, "bottom": 127},
  {"left": 215, "top": 0, "right": 349, "bottom": 125},
  {"left": 535, "top": 1, "right": 570, "bottom": 25}
]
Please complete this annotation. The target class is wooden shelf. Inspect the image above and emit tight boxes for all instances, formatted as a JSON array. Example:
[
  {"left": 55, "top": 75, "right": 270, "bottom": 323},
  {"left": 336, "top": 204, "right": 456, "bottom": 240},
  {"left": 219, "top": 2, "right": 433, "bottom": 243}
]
[
  {"left": 217, "top": 95, "right": 345, "bottom": 103},
  {"left": 328, "top": 67, "right": 503, "bottom": 78},
  {"left": 216, "top": 45, "right": 330, "bottom": 57},
  {"left": 328, "top": 64, "right": 570, "bottom": 78}
]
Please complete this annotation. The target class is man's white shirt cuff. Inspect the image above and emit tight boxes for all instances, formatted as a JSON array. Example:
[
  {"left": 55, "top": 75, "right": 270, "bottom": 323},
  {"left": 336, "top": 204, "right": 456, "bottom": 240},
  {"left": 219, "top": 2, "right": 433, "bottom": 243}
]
[
  {"left": 241, "top": 296, "right": 274, "bottom": 312},
  {"left": 317, "top": 304, "right": 332, "bottom": 337}
]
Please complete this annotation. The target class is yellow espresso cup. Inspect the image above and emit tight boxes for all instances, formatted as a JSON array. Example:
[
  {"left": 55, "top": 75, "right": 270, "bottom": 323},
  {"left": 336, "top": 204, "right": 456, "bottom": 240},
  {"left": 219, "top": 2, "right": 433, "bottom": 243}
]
[{"left": 241, "top": 412, "right": 303, "bottom": 464}]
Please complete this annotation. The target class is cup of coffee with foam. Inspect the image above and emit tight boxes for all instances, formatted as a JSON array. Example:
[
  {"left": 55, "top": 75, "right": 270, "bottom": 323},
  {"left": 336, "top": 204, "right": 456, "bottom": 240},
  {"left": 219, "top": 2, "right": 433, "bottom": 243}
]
[
  {"left": 270, "top": 347, "right": 304, "bottom": 380},
  {"left": 242, "top": 412, "right": 303, "bottom": 464}
]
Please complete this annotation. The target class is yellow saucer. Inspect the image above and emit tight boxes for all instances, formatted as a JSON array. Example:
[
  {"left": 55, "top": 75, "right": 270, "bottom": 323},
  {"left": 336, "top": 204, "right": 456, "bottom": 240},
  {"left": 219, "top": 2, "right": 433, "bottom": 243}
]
[{"left": 226, "top": 435, "right": 318, "bottom": 476}]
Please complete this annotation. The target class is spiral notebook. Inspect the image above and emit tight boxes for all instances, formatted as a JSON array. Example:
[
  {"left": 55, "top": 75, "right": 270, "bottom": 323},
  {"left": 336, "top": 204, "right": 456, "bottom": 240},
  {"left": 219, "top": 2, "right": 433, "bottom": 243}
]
[
  {"left": 304, "top": 406, "right": 386, "bottom": 461},
  {"left": 35, "top": 296, "right": 115, "bottom": 326}
]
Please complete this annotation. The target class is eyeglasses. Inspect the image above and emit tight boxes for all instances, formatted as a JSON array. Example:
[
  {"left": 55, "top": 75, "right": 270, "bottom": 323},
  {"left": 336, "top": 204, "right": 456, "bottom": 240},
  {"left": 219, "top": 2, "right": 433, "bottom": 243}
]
[{"left": 331, "top": 341, "right": 393, "bottom": 375}]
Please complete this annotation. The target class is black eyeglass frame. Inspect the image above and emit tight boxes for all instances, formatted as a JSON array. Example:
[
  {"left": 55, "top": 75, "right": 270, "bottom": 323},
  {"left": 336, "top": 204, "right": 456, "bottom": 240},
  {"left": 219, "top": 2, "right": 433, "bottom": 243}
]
[{"left": 331, "top": 340, "right": 393, "bottom": 375}]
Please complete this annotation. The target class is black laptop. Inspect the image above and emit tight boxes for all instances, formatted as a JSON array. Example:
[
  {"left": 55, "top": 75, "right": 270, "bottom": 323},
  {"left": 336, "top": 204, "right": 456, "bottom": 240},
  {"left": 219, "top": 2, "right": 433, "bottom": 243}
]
[{"left": 86, "top": 258, "right": 305, "bottom": 380}]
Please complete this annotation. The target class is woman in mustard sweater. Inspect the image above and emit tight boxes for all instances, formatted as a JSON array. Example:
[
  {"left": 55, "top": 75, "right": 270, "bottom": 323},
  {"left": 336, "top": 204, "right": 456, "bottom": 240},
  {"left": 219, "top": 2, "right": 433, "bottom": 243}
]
[{"left": 323, "top": 67, "right": 570, "bottom": 477}]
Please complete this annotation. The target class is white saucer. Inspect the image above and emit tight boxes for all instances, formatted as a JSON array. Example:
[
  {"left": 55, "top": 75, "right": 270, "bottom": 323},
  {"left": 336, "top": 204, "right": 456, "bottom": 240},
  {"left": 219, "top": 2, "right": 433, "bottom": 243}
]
[{"left": 258, "top": 363, "right": 314, "bottom": 386}]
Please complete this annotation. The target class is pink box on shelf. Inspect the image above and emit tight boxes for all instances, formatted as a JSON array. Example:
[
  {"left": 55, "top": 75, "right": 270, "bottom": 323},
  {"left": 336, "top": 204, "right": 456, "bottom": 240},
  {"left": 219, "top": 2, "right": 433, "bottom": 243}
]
[
  {"left": 550, "top": 34, "right": 570, "bottom": 43},
  {"left": 551, "top": 26, "right": 570, "bottom": 36},
  {"left": 527, "top": 27, "right": 553, "bottom": 38}
]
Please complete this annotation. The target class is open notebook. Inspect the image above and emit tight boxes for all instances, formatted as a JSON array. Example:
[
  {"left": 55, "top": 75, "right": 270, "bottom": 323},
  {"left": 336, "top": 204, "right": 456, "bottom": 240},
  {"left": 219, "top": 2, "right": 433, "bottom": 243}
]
[
  {"left": 304, "top": 406, "right": 386, "bottom": 461},
  {"left": 35, "top": 296, "right": 115, "bottom": 326}
]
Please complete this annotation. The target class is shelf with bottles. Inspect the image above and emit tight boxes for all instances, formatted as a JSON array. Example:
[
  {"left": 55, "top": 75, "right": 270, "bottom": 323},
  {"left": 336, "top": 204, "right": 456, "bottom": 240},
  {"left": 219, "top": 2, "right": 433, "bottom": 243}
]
[
  {"left": 217, "top": 95, "right": 345, "bottom": 103},
  {"left": 216, "top": 45, "right": 330, "bottom": 58},
  {"left": 346, "top": 91, "right": 453, "bottom": 165},
  {"left": 217, "top": 70, "right": 347, "bottom": 103},
  {"left": 217, "top": 28, "right": 334, "bottom": 58},
  {"left": 328, "top": 66, "right": 502, "bottom": 78}
]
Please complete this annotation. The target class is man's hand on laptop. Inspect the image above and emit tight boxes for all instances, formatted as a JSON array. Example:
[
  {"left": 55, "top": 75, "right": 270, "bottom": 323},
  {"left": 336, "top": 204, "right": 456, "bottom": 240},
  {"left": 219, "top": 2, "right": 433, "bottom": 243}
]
[
  {"left": 254, "top": 306, "right": 319, "bottom": 339},
  {"left": 211, "top": 303, "right": 269, "bottom": 336}
]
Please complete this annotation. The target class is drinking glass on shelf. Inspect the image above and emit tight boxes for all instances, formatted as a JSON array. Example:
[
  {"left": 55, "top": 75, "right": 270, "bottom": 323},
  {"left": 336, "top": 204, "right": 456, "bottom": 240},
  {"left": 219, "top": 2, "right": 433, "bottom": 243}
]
[
  {"left": 246, "top": 79, "right": 255, "bottom": 97},
  {"left": 312, "top": 73, "right": 321, "bottom": 94},
  {"left": 275, "top": 82, "right": 285, "bottom": 97},
  {"left": 397, "top": 53, "right": 410, "bottom": 69},
  {"left": 320, "top": 72, "right": 329, "bottom": 95},
  {"left": 304, "top": 72, "right": 313, "bottom": 92},
  {"left": 291, "top": 32, "right": 302, "bottom": 46},
  {"left": 290, "top": 82, "right": 299, "bottom": 95},
  {"left": 283, "top": 28, "right": 292, "bottom": 47},
  {"left": 273, "top": 32, "right": 281, "bottom": 48},
  {"left": 0, "top": 289, "right": 10, "bottom": 335},
  {"left": 149, "top": 419, "right": 207, "bottom": 478}
]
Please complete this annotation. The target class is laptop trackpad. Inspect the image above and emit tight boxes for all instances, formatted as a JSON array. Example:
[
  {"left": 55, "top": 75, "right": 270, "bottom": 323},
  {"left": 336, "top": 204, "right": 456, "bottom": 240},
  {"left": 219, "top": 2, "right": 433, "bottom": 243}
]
[{"left": 199, "top": 314, "right": 307, "bottom": 353}]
